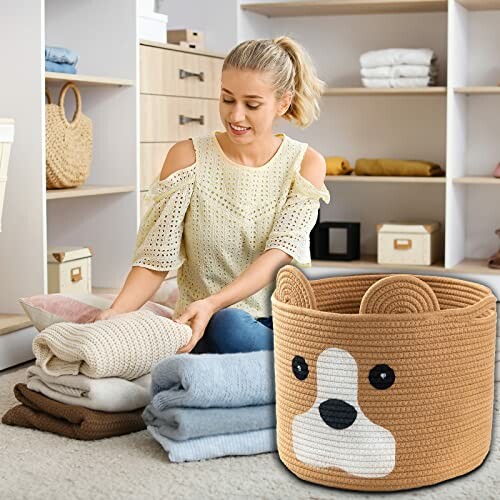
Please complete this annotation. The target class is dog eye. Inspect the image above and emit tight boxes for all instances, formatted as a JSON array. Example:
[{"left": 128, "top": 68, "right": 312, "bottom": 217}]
[
  {"left": 292, "top": 356, "right": 309, "bottom": 380},
  {"left": 369, "top": 364, "right": 395, "bottom": 390}
]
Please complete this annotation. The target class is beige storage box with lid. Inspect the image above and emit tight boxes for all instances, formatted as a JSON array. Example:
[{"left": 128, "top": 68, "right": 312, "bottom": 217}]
[
  {"left": 47, "top": 246, "right": 92, "bottom": 294},
  {"left": 0, "top": 118, "right": 15, "bottom": 232},
  {"left": 376, "top": 222, "right": 442, "bottom": 266}
]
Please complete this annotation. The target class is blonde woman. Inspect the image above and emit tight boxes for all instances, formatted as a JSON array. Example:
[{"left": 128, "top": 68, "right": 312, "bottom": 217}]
[{"left": 97, "top": 37, "right": 330, "bottom": 354}]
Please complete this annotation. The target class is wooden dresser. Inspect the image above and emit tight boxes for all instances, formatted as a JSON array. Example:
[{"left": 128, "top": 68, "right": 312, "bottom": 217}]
[{"left": 139, "top": 40, "right": 225, "bottom": 217}]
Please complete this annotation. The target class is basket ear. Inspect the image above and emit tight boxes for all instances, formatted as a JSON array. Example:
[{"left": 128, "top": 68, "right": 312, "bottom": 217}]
[
  {"left": 274, "top": 265, "right": 317, "bottom": 310},
  {"left": 360, "top": 274, "right": 440, "bottom": 314}
]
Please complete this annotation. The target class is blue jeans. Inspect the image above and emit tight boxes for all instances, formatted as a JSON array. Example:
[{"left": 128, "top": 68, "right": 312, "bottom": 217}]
[{"left": 194, "top": 308, "right": 274, "bottom": 354}]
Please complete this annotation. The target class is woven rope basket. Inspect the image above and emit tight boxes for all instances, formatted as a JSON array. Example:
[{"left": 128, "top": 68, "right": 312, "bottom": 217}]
[
  {"left": 46, "top": 83, "right": 92, "bottom": 189},
  {"left": 271, "top": 265, "right": 497, "bottom": 492}
]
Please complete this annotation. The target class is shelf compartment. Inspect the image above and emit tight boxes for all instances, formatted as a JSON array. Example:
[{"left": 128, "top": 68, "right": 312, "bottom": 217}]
[
  {"left": 45, "top": 72, "right": 134, "bottom": 87},
  {"left": 0, "top": 314, "right": 32, "bottom": 336},
  {"left": 46, "top": 185, "right": 135, "bottom": 200},
  {"left": 454, "top": 86, "right": 500, "bottom": 95},
  {"left": 456, "top": 0, "right": 500, "bottom": 11},
  {"left": 325, "top": 175, "right": 446, "bottom": 183},
  {"left": 312, "top": 255, "right": 445, "bottom": 271},
  {"left": 323, "top": 87, "right": 446, "bottom": 96},
  {"left": 450, "top": 259, "right": 500, "bottom": 275},
  {"left": 453, "top": 176, "right": 500, "bottom": 185},
  {"left": 241, "top": 1, "right": 447, "bottom": 17}
]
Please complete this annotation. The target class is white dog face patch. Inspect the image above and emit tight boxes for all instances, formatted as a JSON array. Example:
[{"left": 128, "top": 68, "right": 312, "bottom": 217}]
[{"left": 292, "top": 348, "right": 396, "bottom": 478}]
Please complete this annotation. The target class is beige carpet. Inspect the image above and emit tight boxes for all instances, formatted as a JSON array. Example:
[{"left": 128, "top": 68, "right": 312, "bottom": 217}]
[{"left": 0, "top": 354, "right": 498, "bottom": 498}]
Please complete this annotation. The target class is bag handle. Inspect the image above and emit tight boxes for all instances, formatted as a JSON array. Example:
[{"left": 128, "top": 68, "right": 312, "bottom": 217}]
[
  {"left": 58, "top": 82, "right": 82, "bottom": 126},
  {"left": 45, "top": 89, "right": 52, "bottom": 104}
]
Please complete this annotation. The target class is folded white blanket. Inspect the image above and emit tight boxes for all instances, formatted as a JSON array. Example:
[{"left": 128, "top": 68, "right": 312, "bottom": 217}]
[
  {"left": 32, "top": 310, "right": 192, "bottom": 380},
  {"left": 361, "top": 64, "right": 438, "bottom": 78},
  {"left": 26, "top": 365, "right": 151, "bottom": 412},
  {"left": 362, "top": 77, "right": 435, "bottom": 88},
  {"left": 360, "top": 48, "right": 436, "bottom": 68}
]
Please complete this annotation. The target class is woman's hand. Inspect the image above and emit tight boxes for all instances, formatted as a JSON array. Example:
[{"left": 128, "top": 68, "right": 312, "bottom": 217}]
[
  {"left": 174, "top": 298, "right": 218, "bottom": 354},
  {"left": 92, "top": 308, "right": 121, "bottom": 322}
]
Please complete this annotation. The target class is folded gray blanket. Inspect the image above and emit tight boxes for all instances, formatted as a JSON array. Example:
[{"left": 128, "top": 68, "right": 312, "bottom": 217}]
[
  {"left": 142, "top": 403, "right": 276, "bottom": 441},
  {"left": 151, "top": 351, "right": 275, "bottom": 410}
]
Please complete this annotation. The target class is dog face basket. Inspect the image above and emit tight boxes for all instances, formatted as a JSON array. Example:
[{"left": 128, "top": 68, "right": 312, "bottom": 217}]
[{"left": 271, "top": 265, "right": 497, "bottom": 492}]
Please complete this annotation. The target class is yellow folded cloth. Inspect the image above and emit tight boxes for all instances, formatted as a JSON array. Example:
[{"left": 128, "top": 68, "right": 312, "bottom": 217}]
[
  {"left": 325, "top": 156, "right": 353, "bottom": 176},
  {"left": 355, "top": 158, "right": 444, "bottom": 177}
]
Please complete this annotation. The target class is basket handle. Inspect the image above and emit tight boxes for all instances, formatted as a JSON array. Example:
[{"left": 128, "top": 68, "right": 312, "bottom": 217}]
[
  {"left": 45, "top": 89, "right": 52, "bottom": 104},
  {"left": 274, "top": 265, "right": 317, "bottom": 310},
  {"left": 58, "top": 82, "right": 82, "bottom": 126}
]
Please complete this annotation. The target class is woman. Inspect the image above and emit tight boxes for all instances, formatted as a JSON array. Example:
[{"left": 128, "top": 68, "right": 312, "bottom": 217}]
[{"left": 96, "top": 36, "right": 330, "bottom": 354}]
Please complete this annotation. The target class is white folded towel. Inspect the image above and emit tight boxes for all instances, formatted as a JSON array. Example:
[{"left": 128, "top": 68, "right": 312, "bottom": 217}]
[
  {"left": 361, "top": 64, "right": 438, "bottom": 78},
  {"left": 360, "top": 49, "right": 437, "bottom": 68},
  {"left": 362, "top": 77, "right": 436, "bottom": 88},
  {"left": 26, "top": 365, "right": 151, "bottom": 412}
]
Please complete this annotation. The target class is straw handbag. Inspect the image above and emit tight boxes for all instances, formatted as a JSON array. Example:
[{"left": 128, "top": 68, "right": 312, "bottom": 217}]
[
  {"left": 272, "top": 265, "right": 497, "bottom": 491},
  {"left": 45, "top": 83, "right": 92, "bottom": 189}
]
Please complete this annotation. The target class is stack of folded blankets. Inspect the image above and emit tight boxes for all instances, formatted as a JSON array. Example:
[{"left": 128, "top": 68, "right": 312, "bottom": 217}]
[
  {"left": 45, "top": 46, "right": 79, "bottom": 74},
  {"left": 360, "top": 48, "right": 438, "bottom": 88},
  {"left": 143, "top": 350, "right": 277, "bottom": 462},
  {"left": 354, "top": 158, "right": 445, "bottom": 177},
  {"left": 2, "top": 310, "right": 192, "bottom": 440}
]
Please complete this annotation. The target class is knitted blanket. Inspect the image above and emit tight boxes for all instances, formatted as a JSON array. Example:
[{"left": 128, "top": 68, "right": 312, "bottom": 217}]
[
  {"left": 142, "top": 404, "right": 276, "bottom": 441},
  {"left": 26, "top": 365, "right": 151, "bottom": 412},
  {"left": 32, "top": 310, "right": 192, "bottom": 380},
  {"left": 151, "top": 351, "right": 275, "bottom": 410},
  {"left": 2, "top": 384, "right": 145, "bottom": 440},
  {"left": 147, "top": 425, "right": 277, "bottom": 462}
]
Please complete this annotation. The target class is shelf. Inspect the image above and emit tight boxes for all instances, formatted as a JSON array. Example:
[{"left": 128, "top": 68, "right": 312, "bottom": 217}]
[
  {"left": 454, "top": 86, "right": 500, "bottom": 95},
  {"left": 323, "top": 87, "right": 446, "bottom": 96},
  {"left": 0, "top": 314, "right": 32, "bottom": 336},
  {"left": 312, "top": 255, "right": 446, "bottom": 272},
  {"left": 46, "top": 185, "right": 135, "bottom": 200},
  {"left": 45, "top": 72, "right": 134, "bottom": 87},
  {"left": 450, "top": 259, "right": 500, "bottom": 275},
  {"left": 325, "top": 175, "right": 446, "bottom": 183},
  {"left": 241, "top": 1, "right": 447, "bottom": 17},
  {"left": 139, "top": 39, "right": 226, "bottom": 59},
  {"left": 453, "top": 176, "right": 500, "bottom": 185},
  {"left": 456, "top": 0, "right": 500, "bottom": 11}
]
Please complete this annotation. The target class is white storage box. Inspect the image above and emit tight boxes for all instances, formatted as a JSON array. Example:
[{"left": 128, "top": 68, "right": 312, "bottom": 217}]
[
  {"left": 377, "top": 222, "right": 442, "bottom": 266},
  {"left": 47, "top": 246, "right": 92, "bottom": 294},
  {"left": 139, "top": 12, "right": 168, "bottom": 44},
  {"left": 137, "top": 0, "right": 157, "bottom": 17},
  {"left": 0, "top": 118, "right": 15, "bottom": 232}
]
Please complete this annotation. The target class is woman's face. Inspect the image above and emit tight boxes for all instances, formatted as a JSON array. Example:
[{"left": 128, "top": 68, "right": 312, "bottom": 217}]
[{"left": 219, "top": 69, "right": 291, "bottom": 143}]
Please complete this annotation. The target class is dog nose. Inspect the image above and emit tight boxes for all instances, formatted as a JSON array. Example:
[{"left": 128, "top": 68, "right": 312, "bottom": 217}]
[{"left": 319, "top": 399, "right": 357, "bottom": 429}]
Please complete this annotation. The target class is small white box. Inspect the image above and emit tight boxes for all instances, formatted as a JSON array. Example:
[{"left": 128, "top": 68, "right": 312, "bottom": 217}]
[
  {"left": 137, "top": 0, "right": 157, "bottom": 17},
  {"left": 139, "top": 12, "right": 168, "bottom": 44},
  {"left": 47, "top": 246, "right": 92, "bottom": 294},
  {"left": 377, "top": 222, "right": 442, "bottom": 266},
  {"left": 0, "top": 118, "right": 14, "bottom": 233}
]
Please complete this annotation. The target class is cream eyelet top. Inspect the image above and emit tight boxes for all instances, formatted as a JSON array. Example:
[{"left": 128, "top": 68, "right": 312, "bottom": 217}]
[{"left": 132, "top": 131, "right": 331, "bottom": 319}]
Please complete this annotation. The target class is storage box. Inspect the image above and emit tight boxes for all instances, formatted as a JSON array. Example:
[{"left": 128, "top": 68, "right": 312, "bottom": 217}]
[
  {"left": 47, "top": 246, "right": 92, "bottom": 294},
  {"left": 167, "top": 29, "right": 204, "bottom": 48},
  {"left": 139, "top": 12, "right": 168, "bottom": 44},
  {"left": 376, "top": 222, "right": 442, "bottom": 266},
  {"left": 137, "top": 0, "right": 157, "bottom": 17},
  {"left": 0, "top": 118, "right": 15, "bottom": 232}
]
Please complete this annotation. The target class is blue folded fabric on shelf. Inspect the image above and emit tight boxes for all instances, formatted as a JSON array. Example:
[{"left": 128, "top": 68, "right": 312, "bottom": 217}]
[
  {"left": 147, "top": 425, "right": 277, "bottom": 463},
  {"left": 45, "top": 46, "right": 79, "bottom": 65},
  {"left": 142, "top": 403, "right": 276, "bottom": 441},
  {"left": 150, "top": 350, "right": 275, "bottom": 409},
  {"left": 45, "top": 60, "right": 77, "bottom": 74}
]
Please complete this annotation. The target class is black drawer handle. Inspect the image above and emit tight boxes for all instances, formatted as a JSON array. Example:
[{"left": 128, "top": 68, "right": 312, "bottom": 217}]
[
  {"left": 179, "top": 69, "right": 205, "bottom": 81},
  {"left": 179, "top": 114, "right": 205, "bottom": 125}
]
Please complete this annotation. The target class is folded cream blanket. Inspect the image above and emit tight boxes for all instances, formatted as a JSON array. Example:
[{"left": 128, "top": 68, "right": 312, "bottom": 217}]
[
  {"left": 32, "top": 310, "right": 192, "bottom": 380},
  {"left": 361, "top": 64, "right": 438, "bottom": 78},
  {"left": 362, "top": 76, "right": 436, "bottom": 88},
  {"left": 26, "top": 365, "right": 151, "bottom": 412},
  {"left": 360, "top": 48, "right": 436, "bottom": 68}
]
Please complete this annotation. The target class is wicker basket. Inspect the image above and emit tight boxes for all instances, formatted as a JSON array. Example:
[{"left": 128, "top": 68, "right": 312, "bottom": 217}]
[
  {"left": 0, "top": 118, "right": 15, "bottom": 232},
  {"left": 271, "top": 265, "right": 497, "bottom": 492},
  {"left": 45, "top": 83, "right": 92, "bottom": 189}
]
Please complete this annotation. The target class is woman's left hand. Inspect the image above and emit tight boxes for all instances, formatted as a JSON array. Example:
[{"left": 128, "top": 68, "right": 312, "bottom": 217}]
[{"left": 174, "top": 298, "right": 218, "bottom": 354}]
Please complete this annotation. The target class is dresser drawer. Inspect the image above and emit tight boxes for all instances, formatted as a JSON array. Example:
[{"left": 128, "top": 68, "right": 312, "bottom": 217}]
[
  {"left": 140, "top": 45, "right": 223, "bottom": 99},
  {"left": 141, "top": 95, "right": 221, "bottom": 142},
  {"left": 140, "top": 143, "right": 175, "bottom": 191}
]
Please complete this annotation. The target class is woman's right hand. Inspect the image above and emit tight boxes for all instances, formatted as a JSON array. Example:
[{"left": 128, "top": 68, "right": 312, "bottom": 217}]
[{"left": 93, "top": 308, "right": 121, "bottom": 322}]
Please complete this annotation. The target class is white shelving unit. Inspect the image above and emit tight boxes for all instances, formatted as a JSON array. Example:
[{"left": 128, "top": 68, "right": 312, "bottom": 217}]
[
  {"left": 164, "top": 0, "right": 500, "bottom": 296},
  {"left": 0, "top": 0, "right": 138, "bottom": 368}
]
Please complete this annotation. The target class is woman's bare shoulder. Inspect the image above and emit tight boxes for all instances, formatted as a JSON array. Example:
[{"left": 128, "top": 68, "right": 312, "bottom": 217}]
[
  {"left": 159, "top": 139, "right": 197, "bottom": 181},
  {"left": 299, "top": 146, "right": 326, "bottom": 189}
]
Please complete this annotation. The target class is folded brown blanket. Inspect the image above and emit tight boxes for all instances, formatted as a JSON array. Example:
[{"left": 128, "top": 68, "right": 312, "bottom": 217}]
[
  {"left": 355, "top": 158, "right": 444, "bottom": 177},
  {"left": 2, "top": 384, "right": 145, "bottom": 440}
]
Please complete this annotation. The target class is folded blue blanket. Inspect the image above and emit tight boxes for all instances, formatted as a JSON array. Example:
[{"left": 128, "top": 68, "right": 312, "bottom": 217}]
[
  {"left": 142, "top": 403, "right": 276, "bottom": 441},
  {"left": 147, "top": 425, "right": 277, "bottom": 462},
  {"left": 151, "top": 351, "right": 275, "bottom": 409},
  {"left": 45, "top": 60, "right": 77, "bottom": 74},
  {"left": 45, "top": 46, "right": 79, "bottom": 65}
]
